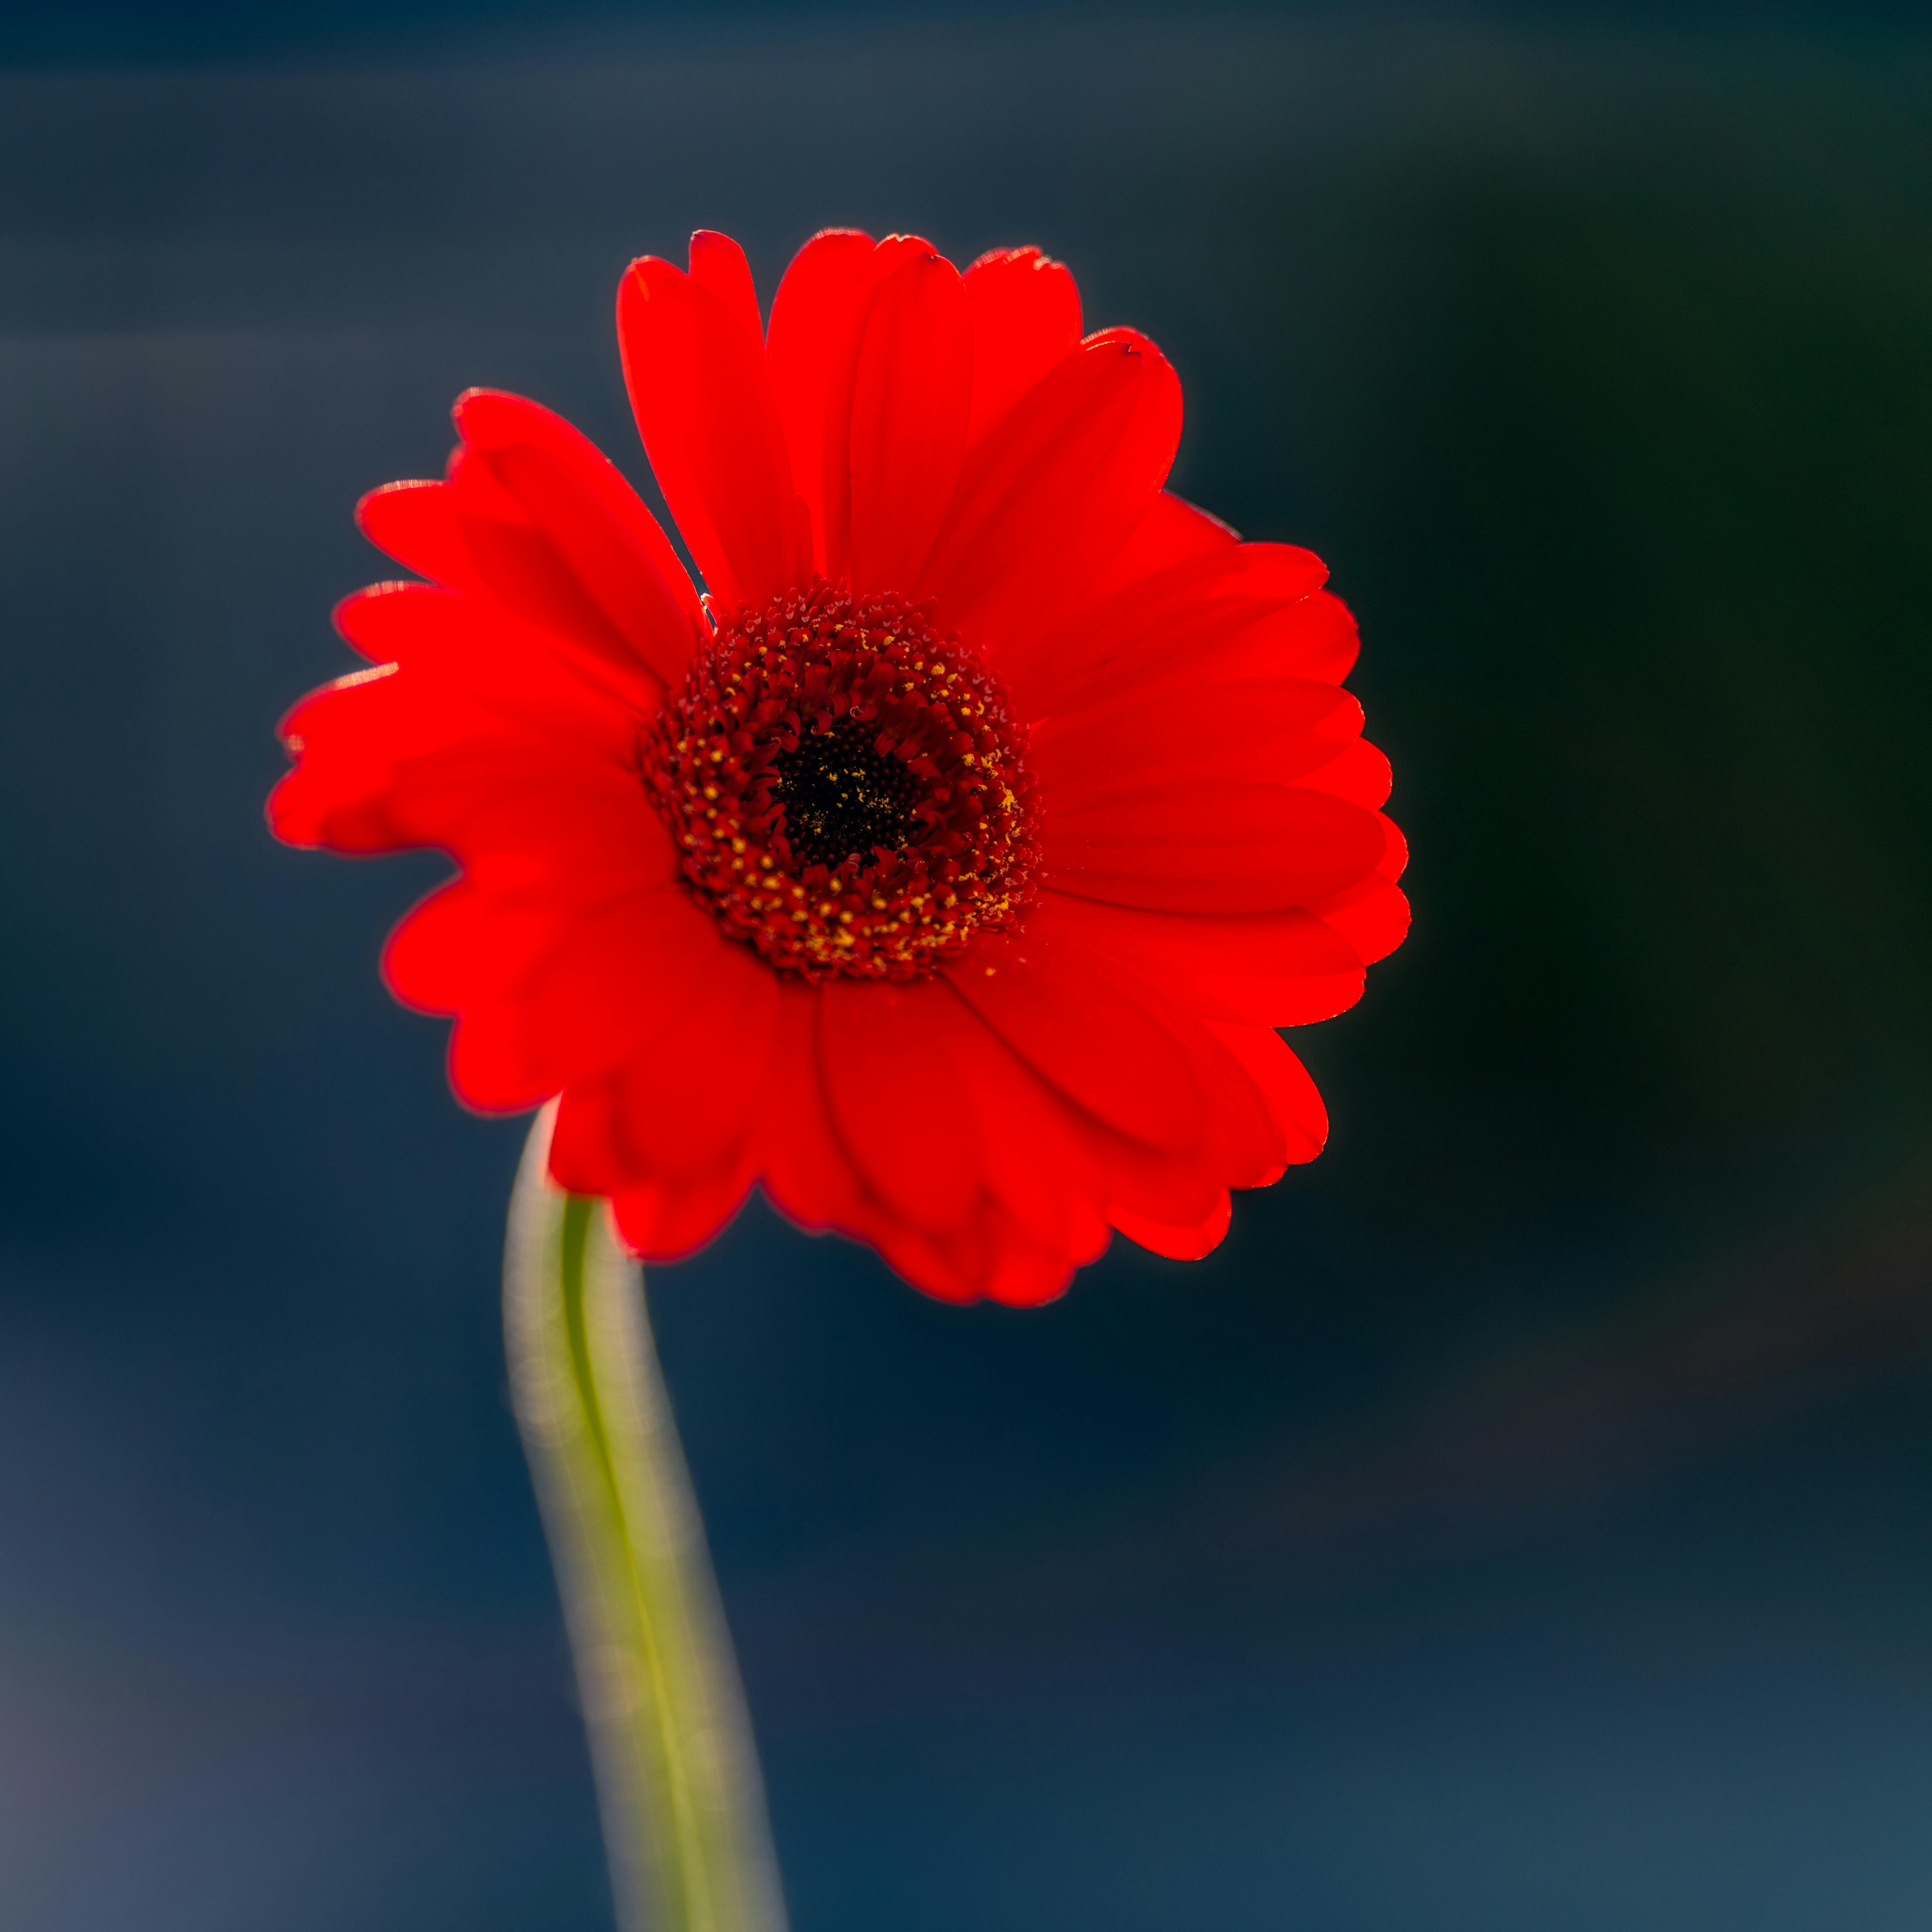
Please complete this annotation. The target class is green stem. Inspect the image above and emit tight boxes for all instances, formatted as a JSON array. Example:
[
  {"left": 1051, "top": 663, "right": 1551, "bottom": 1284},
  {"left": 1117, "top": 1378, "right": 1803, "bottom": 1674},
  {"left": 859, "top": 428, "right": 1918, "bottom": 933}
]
[{"left": 503, "top": 1106, "right": 788, "bottom": 1932}]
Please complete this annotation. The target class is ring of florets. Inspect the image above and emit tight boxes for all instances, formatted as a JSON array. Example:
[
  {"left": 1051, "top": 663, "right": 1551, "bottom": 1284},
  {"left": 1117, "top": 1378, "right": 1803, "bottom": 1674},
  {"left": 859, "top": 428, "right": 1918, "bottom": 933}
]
[{"left": 642, "top": 579, "right": 1040, "bottom": 982}]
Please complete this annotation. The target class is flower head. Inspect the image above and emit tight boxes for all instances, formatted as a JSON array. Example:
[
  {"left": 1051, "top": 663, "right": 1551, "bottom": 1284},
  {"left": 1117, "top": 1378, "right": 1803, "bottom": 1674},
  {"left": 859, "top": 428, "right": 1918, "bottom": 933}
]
[{"left": 270, "top": 229, "right": 1407, "bottom": 1304}]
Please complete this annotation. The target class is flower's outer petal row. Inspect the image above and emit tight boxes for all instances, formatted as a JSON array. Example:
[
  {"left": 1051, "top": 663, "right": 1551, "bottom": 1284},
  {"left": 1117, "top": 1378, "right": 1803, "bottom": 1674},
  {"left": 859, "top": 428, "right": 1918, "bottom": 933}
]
[
  {"left": 1045, "top": 780, "right": 1387, "bottom": 915},
  {"left": 819, "top": 978, "right": 984, "bottom": 1228},
  {"left": 1018, "top": 543, "right": 1338, "bottom": 720},
  {"left": 1295, "top": 737, "right": 1394, "bottom": 811},
  {"left": 442, "top": 447, "right": 658, "bottom": 710},
  {"left": 612, "top": 1150, "right": 767, "bottom": 1265},
  {"left": 767, "top": 228, "right": 881, "bottom": 562},
  {"left": 355, "top": 580, "right": 641, "bottom": 737},
  {"left": 1208, "top": 1020, "right": 1329, "bottom": 1158},
  {"left": 940, "top": 925, "right": 1326, "bottom": 1261},
  {"left": 354, "top": 393, "right": 702, "bottom": 699},
  {"left": 961, "top": 245, "right": 1083, "bottom": 447},
  {"left": 272, "top": 553, "right": 710, "bottom": 1116},
  {"left": 765, "top": 230, "right": 950, "bottom": 577},
  {"left": 550, "top": 933, "right": 778, "bottom": 1258},
  {"left": 944, "top": 928, "right": 1291, "bottom": 1186},
  {"left": 765, "top": 232, "right": 1089, "bottom": 596},
  {"left": 614, "top": 948, "right": 780, "bottom": 1181},
  {"left": 618, "top": 246, "right": 802, "bottom": 607},
  {"left": 762, "top": 978, "right": 1113, "bottom": 1305},
  {"left": 452, "top": 389, "right": 705, "bottom": 687},
  {"left": 1087, "top": 489, "right": 1241, "bottom": 599},
  {"left": 932, "top": 995, "right": 1111, "bottom": 1260},
  {"left": 391, "top": 875, "right": 721, "bottom": 1110},
  {"left": 1031, "top": 676, "right": 1363, "bottom": 803},
  {"left": 914, "top": 328, "right": 1183, "bottom": 668},
  {"left": 840, "top": 250, "right": 973, "bottom": 596},
  {"left": 556, "top": 1068, "right": 767, "bottom": 1261},
  {"left": 358, "top": 479, "right": 487, "bottom": 596},
  {"left": 1108, "top": 1194, "right": 1234, "bottom": 1262},
  {"left": 270, "top": 581, "right": 650, "bottom": 857},
  {"left": 759, "top": 978, "right": 869, "bottom": 1231},
  {"left": 1033, "top": 891, "right": 1367, "bottom": 1027},
  {"left": 329, "top": 583, "right": 634, "bottom": 745},
  {"left": 1309, "top": 818, "right": 1411, "bottom": 965},
  {"left": 950, "top": 935, "right": 1199, "bottom": 1150},
  {"left": 688, "top": 230, "right": 765, "bottom": 347}
]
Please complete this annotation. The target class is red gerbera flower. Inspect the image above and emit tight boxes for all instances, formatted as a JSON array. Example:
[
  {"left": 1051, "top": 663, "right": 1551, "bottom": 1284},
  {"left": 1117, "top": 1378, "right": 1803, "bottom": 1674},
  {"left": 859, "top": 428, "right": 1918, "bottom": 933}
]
[{"left": 270, "top": 229, "right": 1407, "bottom": 1305}]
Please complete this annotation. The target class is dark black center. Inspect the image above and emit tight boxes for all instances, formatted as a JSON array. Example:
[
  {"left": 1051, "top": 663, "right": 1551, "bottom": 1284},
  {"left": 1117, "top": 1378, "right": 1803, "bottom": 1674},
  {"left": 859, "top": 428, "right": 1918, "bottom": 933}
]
[{"left": 770, "top": 715, "right": 922, "bottom": 872}]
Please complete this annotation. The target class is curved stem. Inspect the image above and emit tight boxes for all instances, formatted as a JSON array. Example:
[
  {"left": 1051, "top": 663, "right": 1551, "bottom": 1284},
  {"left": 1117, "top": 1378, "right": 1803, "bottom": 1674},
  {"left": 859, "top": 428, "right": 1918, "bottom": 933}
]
[{"left": 504, "top": 1106, "right": 788, "bottom": 1932}]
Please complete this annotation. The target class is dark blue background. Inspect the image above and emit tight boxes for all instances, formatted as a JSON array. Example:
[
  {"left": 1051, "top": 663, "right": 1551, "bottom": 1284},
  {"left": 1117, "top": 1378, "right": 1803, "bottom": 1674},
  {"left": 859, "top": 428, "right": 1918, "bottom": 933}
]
[{"left": 4, "top": 6, "right": 1932, "bottom": 1927}]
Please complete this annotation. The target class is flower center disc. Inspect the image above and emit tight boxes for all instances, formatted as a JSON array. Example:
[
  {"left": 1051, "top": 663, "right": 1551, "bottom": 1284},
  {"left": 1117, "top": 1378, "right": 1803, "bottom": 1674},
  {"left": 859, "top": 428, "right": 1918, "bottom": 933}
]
[{"left": 644, "top": 581, "right": 1039, "bottom": 981}]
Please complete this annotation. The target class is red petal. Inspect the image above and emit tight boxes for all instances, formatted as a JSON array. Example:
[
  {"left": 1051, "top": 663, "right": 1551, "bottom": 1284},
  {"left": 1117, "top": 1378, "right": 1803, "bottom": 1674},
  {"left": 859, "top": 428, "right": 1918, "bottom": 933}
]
[
  {"left": 1377, "top": 816, "right": 1409, "bottom": 882},
  {"left": 608, "top": 1147, "right": 762, "bottom": 1263},
  {"left": 1085, "top": 489, "right": 1238, "bottom": 601},
  {"left": 617, "top": 254, "right": 801, "bottom": 606},
  {"left": 818, "top": 977, "right": 983, "bottom": 1230},
  {"left": 332, "top": 583, "right": 633, "bottom": 752},
  {"left": 1020, "top": 540, "right": 1331, "bottom": 719},
  {"left": 944, "top": 929, "right": 1205, "bottom": 1151},
  {"left": 944, "top": 920, "right": 1304, "bottom": 1190},
  {"left": 1046, "top": 781, "right": 1388, "bottom": 914},
  {"left": 864, "top": 1222, "right": 988, "bottom": 1304},
  {"left": 1110, "top": 1192, "right": 1232, "bottom": 1262},
  {"left": 961, "top": 246, "right": 1082, "bottom": 448},
  {"left": 687, "top": 230, "right": 764, "bottom": 345},
  {"left": 785, "top": 233, "right": 942, "bottom": 580},
  {"left": 444, "top": 446, "right": 649, "bottom": 699},
  {"left": 983, "top": 1236, "right": 1090, "bottom": 1307},
  {"left": 760, "top": 978, "right": 867, "bottom": 1232},
  {"left": 1035, "top": 891, "right": 1367, "bottom": 1026},
  {"left": 453, "top": 388, "right": 703, "bottom": 687},
  {"left": 843, "top": 250, "right": 973, "bottom": 595},
  {"left": 381, "top": 876, "right": 563, "bottom": 1014},
  {"left": 935, "top": 990, "right": 1112, "bottom": 1258},
  {"left": 765, "top": 227, "right": 879, "bottom": 568},
  {"left": 517, "top": 891, "right": 722, "bottom": 1074},
  {"left": 445, "top": 889, "right": 724, "bottom": 1106},
  {"left": 1314, "top": 874, "right": 1411, "bottom": 966},
  {"left": 356, "top": 479, "right": 484, "bottom": 594},
  {"left": 548, "top": 1074, "right": 634, "bottom": 1196},
  {"left": 550, "top": 948, "right": 774, "bottom": 1253},
  {"left": 763, "top": 979, "right": 1110, "bottom": 1305},
  {"left": 915, "top": 328, "right": 1182, "bottom": 665},
  {"left": 1059, "top": 587, "right": 1363, "bottom": 721},
  {"left": 391, "top": 757, "right": 662, "bottom": 877},
  {"left": 1032, "top": 676, "right": 1361, "bottom": 804},
  {"left": 1297, "top": 736, "right": 1394, "bottom": 810},
  {"left": 1089, "top": 1126, "right": 1227, "bottom": 1236},
  {"left": 1203, "top": 1023, "right": 1327, "bottom": 1164},
  {"left": 615, "top": 941, "right": 778, "bottom": 1179},
  {"left": 269, "top": 634, "right": 653, "bottom": 860}
]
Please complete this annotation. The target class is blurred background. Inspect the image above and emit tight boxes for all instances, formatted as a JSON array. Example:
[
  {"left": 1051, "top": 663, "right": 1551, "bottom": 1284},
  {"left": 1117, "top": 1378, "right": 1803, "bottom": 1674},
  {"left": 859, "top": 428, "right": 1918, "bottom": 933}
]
[{"left": 4, "top": 2, "right": 1932, "bottom": 1926}]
